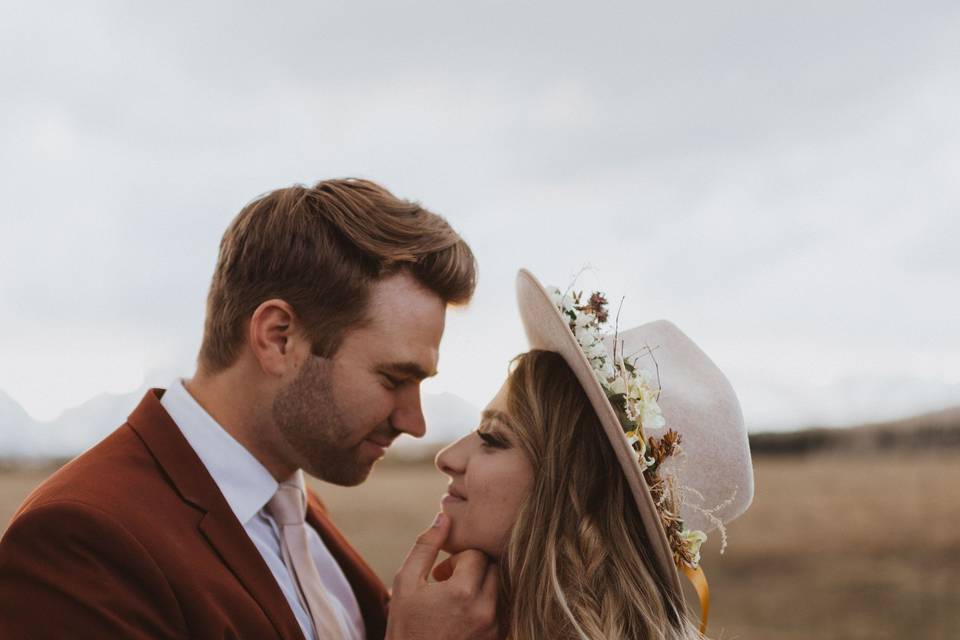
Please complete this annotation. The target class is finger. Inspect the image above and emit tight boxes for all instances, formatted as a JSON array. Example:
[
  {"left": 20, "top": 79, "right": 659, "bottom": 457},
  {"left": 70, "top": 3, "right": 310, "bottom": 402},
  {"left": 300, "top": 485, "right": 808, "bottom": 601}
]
[
  {"left": 448, "top": 549, "right": 491, "bottom": 591},
  {"left": 395, "top": 512, "right": 450, "bottom": 588},
  {"left": 476, "top": 564, "right": 500, "bottom": 636},
  {"left": 480, "top": 562, "right": 499, "bottom": 601}
]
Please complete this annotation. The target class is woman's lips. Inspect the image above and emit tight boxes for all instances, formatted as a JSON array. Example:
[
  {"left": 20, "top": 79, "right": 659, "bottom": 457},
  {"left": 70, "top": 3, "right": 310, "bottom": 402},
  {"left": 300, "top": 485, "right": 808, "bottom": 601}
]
[
  {"left": 441, "top": 492, "right": 465, "bottom": 505},
  {"left": 443, "top": 485, "right": 467, "bottom": 503}
]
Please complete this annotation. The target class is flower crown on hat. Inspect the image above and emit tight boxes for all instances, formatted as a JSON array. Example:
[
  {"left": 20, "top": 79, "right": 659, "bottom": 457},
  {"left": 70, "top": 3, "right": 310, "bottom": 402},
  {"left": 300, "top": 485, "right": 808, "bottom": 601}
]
[{"left": 547, "top": 285, "right": 731, "bottom": 571}]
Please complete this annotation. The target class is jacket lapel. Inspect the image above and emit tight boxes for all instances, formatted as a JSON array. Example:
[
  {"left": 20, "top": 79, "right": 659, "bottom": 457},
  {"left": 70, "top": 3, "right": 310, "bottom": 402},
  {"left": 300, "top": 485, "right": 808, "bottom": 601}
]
[
  {"left": 127, "top": 389, "right": 305, "bottom": 640},
  {"left": 306, "top": 493, "right": 390, "bottom": 640}
]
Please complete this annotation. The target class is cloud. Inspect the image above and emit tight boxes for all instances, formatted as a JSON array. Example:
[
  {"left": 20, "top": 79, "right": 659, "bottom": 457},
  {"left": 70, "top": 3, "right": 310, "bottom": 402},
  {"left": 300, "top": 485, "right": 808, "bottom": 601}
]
[{"left": 1, "top": 0, "right": 958, "bottom": 427}]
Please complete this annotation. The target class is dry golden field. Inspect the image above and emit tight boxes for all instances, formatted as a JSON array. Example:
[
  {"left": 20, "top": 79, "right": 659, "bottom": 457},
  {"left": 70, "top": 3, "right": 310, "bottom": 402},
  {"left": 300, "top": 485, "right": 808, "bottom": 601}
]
[{"left": 3, "top": 451, "right": 959, "bottom": 639}]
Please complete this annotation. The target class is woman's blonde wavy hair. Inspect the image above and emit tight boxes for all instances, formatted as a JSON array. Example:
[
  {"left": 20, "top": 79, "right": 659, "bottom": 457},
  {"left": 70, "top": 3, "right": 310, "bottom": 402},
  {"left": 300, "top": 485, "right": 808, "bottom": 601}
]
[{"left": 500, "top": 350, "right": 702, "bottom": 640}]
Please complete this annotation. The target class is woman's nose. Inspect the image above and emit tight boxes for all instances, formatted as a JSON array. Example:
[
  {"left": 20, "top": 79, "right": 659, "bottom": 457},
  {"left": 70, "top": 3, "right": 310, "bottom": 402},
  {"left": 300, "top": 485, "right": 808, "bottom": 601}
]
[{"left": 435, "top": 434, "right": 469, "bottom": 475}]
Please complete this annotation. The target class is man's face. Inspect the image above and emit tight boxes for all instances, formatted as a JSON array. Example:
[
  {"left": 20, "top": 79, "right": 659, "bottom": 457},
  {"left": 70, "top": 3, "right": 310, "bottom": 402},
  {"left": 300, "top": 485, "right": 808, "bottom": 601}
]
[{"left": 272, "top": 271, "right": 446, "bottom": 485}]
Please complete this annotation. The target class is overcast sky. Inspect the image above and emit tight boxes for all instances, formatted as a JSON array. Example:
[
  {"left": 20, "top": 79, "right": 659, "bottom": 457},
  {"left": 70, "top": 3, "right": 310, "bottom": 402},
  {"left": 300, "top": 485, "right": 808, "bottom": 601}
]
[{"left": 1, "top": 1, "right": 958, "bottom": 431}]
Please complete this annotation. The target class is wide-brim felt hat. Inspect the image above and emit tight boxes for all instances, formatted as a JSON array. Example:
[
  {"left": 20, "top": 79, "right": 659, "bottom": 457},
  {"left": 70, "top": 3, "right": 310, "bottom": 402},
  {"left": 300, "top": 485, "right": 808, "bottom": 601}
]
[{"left": 516, "top": 268, "right": 754, "bottom": 609}]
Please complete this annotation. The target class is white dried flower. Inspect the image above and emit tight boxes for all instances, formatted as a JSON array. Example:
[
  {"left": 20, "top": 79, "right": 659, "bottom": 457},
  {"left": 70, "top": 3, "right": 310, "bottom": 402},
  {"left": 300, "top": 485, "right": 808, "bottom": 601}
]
[{"left": 680, "top": 529, "right": 708, "bottom": 567}]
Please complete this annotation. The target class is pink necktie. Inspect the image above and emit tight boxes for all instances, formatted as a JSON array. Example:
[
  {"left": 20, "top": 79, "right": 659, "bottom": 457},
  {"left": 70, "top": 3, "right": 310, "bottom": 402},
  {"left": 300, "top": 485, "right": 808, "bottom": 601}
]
[{"left": 267, "top": 480, "right": 346, "bottom": 639}]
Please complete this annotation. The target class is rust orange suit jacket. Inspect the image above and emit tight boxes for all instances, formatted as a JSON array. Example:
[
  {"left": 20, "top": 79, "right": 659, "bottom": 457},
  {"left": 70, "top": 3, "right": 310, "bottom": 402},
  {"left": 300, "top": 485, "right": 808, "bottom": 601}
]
[{"left": 0, "top": 389, "right": 390, "bottom": 639}]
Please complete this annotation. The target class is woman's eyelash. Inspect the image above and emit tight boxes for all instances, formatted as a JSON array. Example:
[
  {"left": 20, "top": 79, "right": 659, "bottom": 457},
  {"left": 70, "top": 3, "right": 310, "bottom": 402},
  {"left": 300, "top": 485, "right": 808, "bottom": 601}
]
[{"left": 477, "top": 430, "right": 507, "bottom": 449}]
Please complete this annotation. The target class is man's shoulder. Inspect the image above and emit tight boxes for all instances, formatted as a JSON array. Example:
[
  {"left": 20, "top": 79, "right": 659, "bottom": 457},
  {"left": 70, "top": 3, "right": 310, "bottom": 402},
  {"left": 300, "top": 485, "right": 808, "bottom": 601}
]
[
  {"left": 0, "top": 424, "right": 193, "bottom": 639},
  {"left": 14, "top": 421, "right": 170, "bottom": 523}
]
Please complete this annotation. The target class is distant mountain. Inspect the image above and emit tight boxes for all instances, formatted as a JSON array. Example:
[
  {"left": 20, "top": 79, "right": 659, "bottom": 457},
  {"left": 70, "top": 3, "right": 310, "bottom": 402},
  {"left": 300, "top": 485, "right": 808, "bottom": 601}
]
[
  {"left": 750, "top": 405, "right": 960, "bottom": 455},
  {"left": 0, "top": 386, "right": 479, "bottom": 461},
  {"left": 0, "top": 390, "right": 36, "bottom": 456},
  {"left": 746, "top": 374, "right": 960, "bottom": 432},
  {"left": 46, "top": 389, "right": 149, "bottom": 455},
  {"left": 3, "top": 385, "right": 957, "bottom": 462},
  {"left": 0, "top": 387, "right": 147, "bottom": 459}
]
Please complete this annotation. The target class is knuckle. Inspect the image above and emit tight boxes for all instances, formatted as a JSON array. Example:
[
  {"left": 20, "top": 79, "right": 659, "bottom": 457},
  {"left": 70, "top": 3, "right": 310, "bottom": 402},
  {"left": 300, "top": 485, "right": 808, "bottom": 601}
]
[
  {"left": 473, "top": 594, "right": 497, "bottom": 626},
  {"left": 474, "top": 596, "right": 494, "bottom": 616},
  {"left": 468, "top": 607, "right": 495, "bottom": 632},
  {"left": 481, "top": 601, "right": 497, "bottom": 625},
  {"left": 453, "top": 584, "right": 475, "bottom": 601}
]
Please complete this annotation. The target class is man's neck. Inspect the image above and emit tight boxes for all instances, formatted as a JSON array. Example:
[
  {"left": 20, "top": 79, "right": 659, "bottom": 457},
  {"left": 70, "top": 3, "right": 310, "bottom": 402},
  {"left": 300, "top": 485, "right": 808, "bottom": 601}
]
[{"left": 183, "top": 368, "right": 295, "bottom": 482}]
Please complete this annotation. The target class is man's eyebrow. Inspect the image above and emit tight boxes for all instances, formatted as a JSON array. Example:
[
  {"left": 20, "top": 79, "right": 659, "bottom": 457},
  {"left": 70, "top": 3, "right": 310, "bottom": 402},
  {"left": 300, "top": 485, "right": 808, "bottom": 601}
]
[{"left": 379, "top": 361, "right": 437, "bottom": 380}]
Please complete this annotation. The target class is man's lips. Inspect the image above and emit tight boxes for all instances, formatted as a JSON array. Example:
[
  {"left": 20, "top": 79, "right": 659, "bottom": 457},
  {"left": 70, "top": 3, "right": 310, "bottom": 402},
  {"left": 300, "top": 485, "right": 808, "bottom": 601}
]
[
  {"left": 364, "top": 425, "right": 400, "bottom": 450},
  {"left": 360, "top": 435, "right": 395, "bottom": 460}
]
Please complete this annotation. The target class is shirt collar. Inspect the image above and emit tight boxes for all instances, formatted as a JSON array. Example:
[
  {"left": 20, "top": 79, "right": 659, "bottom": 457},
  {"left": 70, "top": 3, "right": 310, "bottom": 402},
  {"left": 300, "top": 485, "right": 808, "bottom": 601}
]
[{"left": 160, "top": 378, "right": 280, "bottom": 524}]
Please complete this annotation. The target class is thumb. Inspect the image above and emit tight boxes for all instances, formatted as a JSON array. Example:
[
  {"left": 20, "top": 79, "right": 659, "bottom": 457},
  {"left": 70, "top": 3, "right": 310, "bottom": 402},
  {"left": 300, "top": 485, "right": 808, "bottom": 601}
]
[{"left": 396, "top": 512, "right": 450, "bottom": 588}]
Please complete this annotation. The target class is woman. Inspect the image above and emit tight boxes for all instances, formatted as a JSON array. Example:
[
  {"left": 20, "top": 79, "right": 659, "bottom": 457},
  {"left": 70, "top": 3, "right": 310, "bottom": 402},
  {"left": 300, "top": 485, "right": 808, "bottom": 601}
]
[{"left": 435, "top": 270, "right": 754, "bottom": 639}]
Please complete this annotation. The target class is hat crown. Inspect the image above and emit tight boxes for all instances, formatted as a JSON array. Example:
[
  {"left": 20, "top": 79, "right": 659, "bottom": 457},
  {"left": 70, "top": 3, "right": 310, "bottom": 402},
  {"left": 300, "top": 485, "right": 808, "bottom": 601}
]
[{"left": 603, "top": 321, "right": 753, "bottom": 532}]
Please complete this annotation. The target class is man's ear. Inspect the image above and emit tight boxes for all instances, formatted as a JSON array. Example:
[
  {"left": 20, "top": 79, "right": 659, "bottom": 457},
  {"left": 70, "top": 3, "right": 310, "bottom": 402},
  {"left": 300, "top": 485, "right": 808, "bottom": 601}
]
[{"left": 248, "top": 299, "right": 306, "bottom": 377}]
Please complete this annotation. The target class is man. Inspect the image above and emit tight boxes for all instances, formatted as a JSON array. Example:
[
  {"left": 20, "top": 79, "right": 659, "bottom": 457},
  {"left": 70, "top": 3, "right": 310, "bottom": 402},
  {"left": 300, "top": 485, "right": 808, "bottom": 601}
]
[{"left": 0, "top": 179, "right": 499, "bottom": 639}]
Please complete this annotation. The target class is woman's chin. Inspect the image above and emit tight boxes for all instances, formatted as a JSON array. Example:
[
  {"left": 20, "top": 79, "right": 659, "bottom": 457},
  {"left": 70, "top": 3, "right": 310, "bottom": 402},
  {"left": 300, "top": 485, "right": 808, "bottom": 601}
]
[
  {"left": 440, "top": 527, "right": 501, "bottom": 559},
  {"left": 440, "top": 525, "right": 468, "bottom": 554}
]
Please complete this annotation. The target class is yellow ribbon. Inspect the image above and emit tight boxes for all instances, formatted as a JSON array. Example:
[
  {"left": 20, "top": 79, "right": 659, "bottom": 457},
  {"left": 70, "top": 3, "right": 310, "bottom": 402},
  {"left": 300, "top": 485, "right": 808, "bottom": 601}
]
[{"left": 680, "top": 564, "right": 710, "bottom": 637}]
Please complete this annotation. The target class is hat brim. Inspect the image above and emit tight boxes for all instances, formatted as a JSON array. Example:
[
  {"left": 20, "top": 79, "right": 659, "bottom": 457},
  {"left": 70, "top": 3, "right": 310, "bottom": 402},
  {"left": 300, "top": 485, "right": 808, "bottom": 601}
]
[{"left": 515, "top": 268, "right": 685, "bottom": 609}]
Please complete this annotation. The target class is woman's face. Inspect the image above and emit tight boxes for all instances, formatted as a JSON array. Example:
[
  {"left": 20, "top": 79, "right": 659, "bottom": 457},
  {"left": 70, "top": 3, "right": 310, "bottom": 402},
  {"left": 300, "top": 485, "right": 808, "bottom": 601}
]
[{"left": 434, "top": 379, "right": 533, "bottom": 557}]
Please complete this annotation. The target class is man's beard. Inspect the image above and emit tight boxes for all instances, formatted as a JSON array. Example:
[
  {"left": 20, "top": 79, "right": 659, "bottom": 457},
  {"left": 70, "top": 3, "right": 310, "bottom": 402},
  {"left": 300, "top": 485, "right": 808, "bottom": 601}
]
[{"left": 271, "top": 355, "right": 373, "bottom": 486}]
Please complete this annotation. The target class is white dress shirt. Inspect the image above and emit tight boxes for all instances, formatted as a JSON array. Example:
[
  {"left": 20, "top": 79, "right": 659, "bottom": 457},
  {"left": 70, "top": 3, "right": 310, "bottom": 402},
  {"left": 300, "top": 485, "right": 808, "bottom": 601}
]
[{"left": 161, "top": 379, "right": 365, "bottom": 640}]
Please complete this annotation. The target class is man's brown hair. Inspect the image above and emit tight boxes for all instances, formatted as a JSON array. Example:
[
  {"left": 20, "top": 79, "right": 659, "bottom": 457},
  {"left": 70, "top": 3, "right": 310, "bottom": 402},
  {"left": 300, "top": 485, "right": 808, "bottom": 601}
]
[{"left": 198, "top": 178, "right": 477, "bottom": 373}]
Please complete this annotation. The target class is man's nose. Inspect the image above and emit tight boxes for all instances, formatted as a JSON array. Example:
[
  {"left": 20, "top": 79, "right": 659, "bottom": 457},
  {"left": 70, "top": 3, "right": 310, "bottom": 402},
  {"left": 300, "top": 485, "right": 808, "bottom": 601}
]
[{"left": 390, "top": 385, "right": 427, "bottom": 439}]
